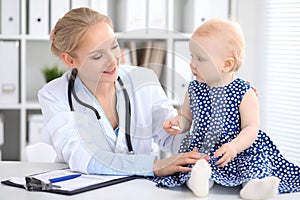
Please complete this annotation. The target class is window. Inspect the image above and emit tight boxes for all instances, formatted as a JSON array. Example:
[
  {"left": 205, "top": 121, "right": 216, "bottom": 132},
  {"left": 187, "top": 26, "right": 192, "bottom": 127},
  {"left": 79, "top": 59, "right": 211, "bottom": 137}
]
[{"left": 262, "top": 0, "right": 300, "bottom": 165}]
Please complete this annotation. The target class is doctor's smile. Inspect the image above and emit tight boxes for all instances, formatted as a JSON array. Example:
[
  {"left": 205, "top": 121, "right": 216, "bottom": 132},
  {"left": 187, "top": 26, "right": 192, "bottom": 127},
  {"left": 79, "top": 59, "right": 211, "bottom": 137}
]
[{"left": 103, "top": 67, "right": 117, "bottom": 75}]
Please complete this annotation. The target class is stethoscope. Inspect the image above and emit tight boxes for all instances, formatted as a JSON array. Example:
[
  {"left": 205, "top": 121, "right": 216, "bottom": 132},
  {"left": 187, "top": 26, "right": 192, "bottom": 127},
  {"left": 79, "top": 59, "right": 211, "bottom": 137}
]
[{"left": 67, "top": 69, "right": 134, "bottom": 154}]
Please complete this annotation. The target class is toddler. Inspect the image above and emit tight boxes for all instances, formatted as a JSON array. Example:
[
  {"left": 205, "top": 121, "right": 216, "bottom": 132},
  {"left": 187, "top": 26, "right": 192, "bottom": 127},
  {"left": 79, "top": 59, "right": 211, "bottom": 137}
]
[{"left": 152, "top": 18, "right": 300, "bottom": 199}]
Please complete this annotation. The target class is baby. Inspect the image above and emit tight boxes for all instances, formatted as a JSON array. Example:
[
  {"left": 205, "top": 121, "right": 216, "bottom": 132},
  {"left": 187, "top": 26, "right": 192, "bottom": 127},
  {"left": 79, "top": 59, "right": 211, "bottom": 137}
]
[{"left": 152, "top": 18, "right": 300, "bottom": 199}]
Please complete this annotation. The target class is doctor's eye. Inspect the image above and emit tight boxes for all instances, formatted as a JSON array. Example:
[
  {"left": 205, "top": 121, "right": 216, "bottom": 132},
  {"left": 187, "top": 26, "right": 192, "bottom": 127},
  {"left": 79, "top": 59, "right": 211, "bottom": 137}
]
[
  {"left": 111, "top": 43, "right": 119, "bottom": 50},
  {"left": 92, "top": 53, "right": 103, "bottom": 60}
]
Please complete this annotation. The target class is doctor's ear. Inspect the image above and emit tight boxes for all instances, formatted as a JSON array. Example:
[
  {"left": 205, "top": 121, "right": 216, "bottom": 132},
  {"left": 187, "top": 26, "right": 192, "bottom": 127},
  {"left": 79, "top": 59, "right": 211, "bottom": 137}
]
[
  {"left": 222, "top": 57, "right": 235, "bottom": 73},
  {"left": 61, "top": 53, "right": 76, "bottom": 69}
]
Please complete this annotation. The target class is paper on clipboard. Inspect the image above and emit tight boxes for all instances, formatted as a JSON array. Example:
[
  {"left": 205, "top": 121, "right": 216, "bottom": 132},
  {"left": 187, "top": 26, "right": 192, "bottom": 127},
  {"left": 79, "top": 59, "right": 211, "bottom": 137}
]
[
  {"left": 2, "top": 168, "right": 140, "bottom": 195},
  {"left": 34, "top": 169, "right": 129, "bottom": 191}
]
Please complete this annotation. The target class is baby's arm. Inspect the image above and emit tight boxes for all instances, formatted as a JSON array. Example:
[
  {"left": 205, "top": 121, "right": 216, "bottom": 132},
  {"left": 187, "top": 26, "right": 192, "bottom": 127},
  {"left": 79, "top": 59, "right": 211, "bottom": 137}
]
[
  {"left": 214, "top": 88, "right": 259, "bottom": 167},
  {"left": 164, "top": 92, "right": 192, "bottom": 135}
]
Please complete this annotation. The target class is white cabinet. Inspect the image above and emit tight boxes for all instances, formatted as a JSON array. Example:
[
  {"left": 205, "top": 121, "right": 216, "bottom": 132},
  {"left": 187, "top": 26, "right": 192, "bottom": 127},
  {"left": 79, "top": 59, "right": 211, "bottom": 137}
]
[
  {"left": 50, "top": 0, "right": 70, "bottom": 30},
  {"left": 173, "top": 40, "right": 192, "bottom": 105},
  {"left": 28, "top": 0, "right": 49, "bottom": 35},
  {"left": 0, "top": 0, "right": 20, "bottom": 35},
  {"left": 184, "top": 0, "right": 229, "bottom": 32},
  {"left": 27, "top": 114, "right": 44, "bottom": 145},
  {"left": 0, "top": 0, "right": 231, "bottom": 160},
  {"left": 0, "top": 41, "right": 19, "bottom": 104}
]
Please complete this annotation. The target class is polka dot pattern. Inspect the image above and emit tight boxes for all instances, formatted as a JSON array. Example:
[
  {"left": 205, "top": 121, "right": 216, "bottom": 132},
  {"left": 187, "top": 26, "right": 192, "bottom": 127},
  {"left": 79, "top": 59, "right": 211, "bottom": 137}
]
[{"left": 151, "top": 78, "right": 300, "bottom": 194}]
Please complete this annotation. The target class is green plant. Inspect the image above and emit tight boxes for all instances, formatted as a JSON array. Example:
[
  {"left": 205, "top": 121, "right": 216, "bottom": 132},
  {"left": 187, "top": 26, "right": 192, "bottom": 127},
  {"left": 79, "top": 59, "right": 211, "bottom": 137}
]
[{"left": 42, "top": 65, "right": 65, "bottom": 83}]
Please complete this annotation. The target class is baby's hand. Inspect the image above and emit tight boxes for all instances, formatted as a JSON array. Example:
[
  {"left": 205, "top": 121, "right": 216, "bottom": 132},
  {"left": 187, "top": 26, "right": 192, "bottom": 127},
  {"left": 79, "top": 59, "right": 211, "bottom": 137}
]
[
  {"left": 163, "top": 119, "right": 182, "bottom": 135},
  {"left": 213, "top": 142, "right": 237, "bottom": 167}
]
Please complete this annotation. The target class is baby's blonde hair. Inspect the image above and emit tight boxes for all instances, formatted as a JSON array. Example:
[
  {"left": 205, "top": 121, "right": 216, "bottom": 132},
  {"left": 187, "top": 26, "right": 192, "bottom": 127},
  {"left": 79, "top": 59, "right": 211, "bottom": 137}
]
[
  {"left": 193, "top": 18, "right": 245, "bottom": 71},
  {"left": 50, "top": 7, "right": 113, "bottom": 58}
]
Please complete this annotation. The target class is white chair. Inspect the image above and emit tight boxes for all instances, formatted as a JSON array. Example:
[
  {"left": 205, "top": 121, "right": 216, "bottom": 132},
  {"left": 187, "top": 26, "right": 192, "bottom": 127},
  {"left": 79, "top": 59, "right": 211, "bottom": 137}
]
[{"left": 23, "top": 142, "right": 56, "bottom": 162}]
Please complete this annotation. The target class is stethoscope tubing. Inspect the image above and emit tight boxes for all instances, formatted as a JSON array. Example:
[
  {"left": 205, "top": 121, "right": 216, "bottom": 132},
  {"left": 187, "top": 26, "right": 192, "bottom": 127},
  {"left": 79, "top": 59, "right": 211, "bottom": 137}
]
[{"left": 67, "top": 69, "right": 134, "bottom": 154}]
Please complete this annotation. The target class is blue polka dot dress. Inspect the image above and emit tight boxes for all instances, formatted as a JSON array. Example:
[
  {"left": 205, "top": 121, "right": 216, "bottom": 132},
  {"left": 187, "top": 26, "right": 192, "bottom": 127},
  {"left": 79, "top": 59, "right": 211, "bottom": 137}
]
[{"left": 151, "top": 78, "right": 300, "bottom": 194}]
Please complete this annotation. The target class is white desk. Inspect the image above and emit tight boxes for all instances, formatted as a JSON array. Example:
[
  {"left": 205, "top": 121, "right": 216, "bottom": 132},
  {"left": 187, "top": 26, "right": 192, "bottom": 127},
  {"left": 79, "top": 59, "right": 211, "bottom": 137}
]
[{"left": 1, "top": 161, "right": 299, "bottom": 200}]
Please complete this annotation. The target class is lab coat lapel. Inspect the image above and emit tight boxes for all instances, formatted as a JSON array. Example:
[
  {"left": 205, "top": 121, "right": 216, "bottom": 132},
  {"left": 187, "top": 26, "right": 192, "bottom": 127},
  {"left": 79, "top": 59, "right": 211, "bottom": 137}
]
[{"left": 73, "top": 77, "right": 118, "bottom": 144}]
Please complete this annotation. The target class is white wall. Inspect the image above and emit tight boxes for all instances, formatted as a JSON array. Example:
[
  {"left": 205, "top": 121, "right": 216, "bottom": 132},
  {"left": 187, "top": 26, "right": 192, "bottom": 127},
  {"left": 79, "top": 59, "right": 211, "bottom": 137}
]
[
  {"left": 231, "top": 0, "right": 265, "bottom": 91},
  {"left": 231, "top": 0, "right": 268, "bottom": 128}
]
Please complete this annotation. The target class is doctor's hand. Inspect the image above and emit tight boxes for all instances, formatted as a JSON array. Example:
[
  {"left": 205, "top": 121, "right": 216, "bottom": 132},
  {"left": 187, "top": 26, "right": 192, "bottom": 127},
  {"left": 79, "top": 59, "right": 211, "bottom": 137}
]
[
  {"left": 153, "top": 148, "right": 210, "bottom": 177},
  {"left": 163, "top": 118, "right": 182, "bottom": 135}
]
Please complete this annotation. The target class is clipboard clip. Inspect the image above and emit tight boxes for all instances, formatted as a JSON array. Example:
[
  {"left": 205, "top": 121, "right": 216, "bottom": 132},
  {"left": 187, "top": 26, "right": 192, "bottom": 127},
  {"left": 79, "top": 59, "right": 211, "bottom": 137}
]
[{"left": 24, "top": 176, "right": 61, "bottom": 191}]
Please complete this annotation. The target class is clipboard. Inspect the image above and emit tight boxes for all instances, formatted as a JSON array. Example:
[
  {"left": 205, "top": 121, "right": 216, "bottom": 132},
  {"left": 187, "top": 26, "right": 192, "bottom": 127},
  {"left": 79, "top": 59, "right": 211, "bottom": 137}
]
[{"left": 1, "top": 168, "right": 141, "bottom": 195}]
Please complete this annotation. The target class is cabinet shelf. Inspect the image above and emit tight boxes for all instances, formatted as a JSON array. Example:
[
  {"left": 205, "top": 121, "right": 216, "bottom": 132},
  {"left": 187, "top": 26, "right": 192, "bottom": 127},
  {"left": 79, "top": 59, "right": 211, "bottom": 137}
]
[
  {"left": 24, "top": 102, "right": 41, "bottom": 110},
  {"left": 0, "top": 105, "right": 22, "bottom": 110},
  {"left": 0, "top": 35, "right": 22, "bottom": 40},
  {"left": 116, "top": 32, "right": 191, "bottom": 40},
  {"left": 24, "top": 35, "right": 50, "bottom": 41},
  {"left": 0, "top": 103, "right": 41, "bottom": 110}
]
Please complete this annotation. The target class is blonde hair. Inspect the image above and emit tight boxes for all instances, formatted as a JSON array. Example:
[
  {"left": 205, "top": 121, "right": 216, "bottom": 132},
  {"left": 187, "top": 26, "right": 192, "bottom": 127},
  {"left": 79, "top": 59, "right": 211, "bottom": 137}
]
[
  {"left": 193, "top": 18, "right": 245, "bottom": 71},
  {"left": 50, "top": 7, "right": 113, "bottom": 58}
]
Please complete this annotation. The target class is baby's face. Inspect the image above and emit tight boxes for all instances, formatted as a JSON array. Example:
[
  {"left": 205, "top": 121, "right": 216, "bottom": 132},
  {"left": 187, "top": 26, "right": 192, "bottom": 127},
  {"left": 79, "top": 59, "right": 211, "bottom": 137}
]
[{"left": 189, "top": 35, "right": 227, "bottom": 86}]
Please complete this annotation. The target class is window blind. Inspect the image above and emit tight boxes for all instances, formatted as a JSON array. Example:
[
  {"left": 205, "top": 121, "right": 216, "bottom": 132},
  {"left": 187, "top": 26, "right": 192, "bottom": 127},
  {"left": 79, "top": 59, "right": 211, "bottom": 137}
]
[{"left": 262, "top": 0, "right": 300, "bottom": 165}]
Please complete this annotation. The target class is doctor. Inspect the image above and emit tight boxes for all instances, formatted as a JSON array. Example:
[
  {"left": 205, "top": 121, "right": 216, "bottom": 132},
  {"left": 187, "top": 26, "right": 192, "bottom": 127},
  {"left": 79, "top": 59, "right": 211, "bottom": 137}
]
[{"left": 38, "top": 7, "right": 208, "bottom": 177}]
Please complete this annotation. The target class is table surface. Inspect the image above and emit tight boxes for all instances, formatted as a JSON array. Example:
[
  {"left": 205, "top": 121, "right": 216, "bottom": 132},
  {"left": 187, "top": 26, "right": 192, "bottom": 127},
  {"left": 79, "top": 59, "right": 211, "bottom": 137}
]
[{"left": 1, "top": 161, "right": 300, "bottom": 200}]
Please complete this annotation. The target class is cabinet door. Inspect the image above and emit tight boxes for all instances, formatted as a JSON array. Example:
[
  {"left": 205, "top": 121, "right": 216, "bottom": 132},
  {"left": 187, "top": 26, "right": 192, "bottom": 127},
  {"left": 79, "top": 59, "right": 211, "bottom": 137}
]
[
  {"left": 28, "top": 0, "right": 49, "bottom": 35},
  {"left": 173, "top": 40, "right": 192, "bottom": 105},
  {"left": 0, "top": 40, "right": 19, "bottom": 104},
  {"left": 0, "top": 0, "right": 20, "bottom": 35},
  {"left": 116, "top": 0, "right": 147, "bottom": 32},
  {"left": 184, "top": 0, "right": 229, "bottom": 32},
  {"left": 148, "top": 0, "right": 168, "bottom": 31},
  {"left": 50, "top": 0, "right": 70, "bottom": 30},
  {"left": 71, "top": 0, "right": 90, "bottom": 8}
]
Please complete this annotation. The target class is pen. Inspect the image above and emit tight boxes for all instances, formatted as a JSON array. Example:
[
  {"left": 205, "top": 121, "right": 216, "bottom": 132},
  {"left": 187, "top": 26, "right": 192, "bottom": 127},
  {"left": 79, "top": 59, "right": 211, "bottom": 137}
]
[{"left": 49, "top": 173, "right": 81, "bottom": 183}]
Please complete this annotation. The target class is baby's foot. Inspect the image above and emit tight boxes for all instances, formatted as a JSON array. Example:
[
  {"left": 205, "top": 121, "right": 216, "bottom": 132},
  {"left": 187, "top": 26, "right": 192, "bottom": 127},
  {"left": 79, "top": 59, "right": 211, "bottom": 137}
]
[
  {"left": 187, "top": 159, "right": 211, "bottom": 197},
  {"left": 240, "top": 176, "right": 280, "bottom": 200}
]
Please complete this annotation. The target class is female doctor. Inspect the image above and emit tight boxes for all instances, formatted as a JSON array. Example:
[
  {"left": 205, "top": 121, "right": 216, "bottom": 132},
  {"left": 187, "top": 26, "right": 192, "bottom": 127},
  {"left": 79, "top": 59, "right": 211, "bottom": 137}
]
[{"left": 38, "top": 7, "right": 208, "bottom": 177}]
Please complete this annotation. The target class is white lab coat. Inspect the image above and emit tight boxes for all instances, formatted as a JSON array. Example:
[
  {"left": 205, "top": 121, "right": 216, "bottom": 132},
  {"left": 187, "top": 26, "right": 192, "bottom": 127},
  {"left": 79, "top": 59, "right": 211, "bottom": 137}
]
[{"left": 38, "top": 65, "right": 184, "bottom": 175}]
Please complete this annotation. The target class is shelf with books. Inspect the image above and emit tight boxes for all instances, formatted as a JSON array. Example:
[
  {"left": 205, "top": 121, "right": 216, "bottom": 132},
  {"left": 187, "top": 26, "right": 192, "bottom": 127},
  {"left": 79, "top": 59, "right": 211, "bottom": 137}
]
[{"left": 118, "top": 39, "right": 167, "bottom": 81}]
